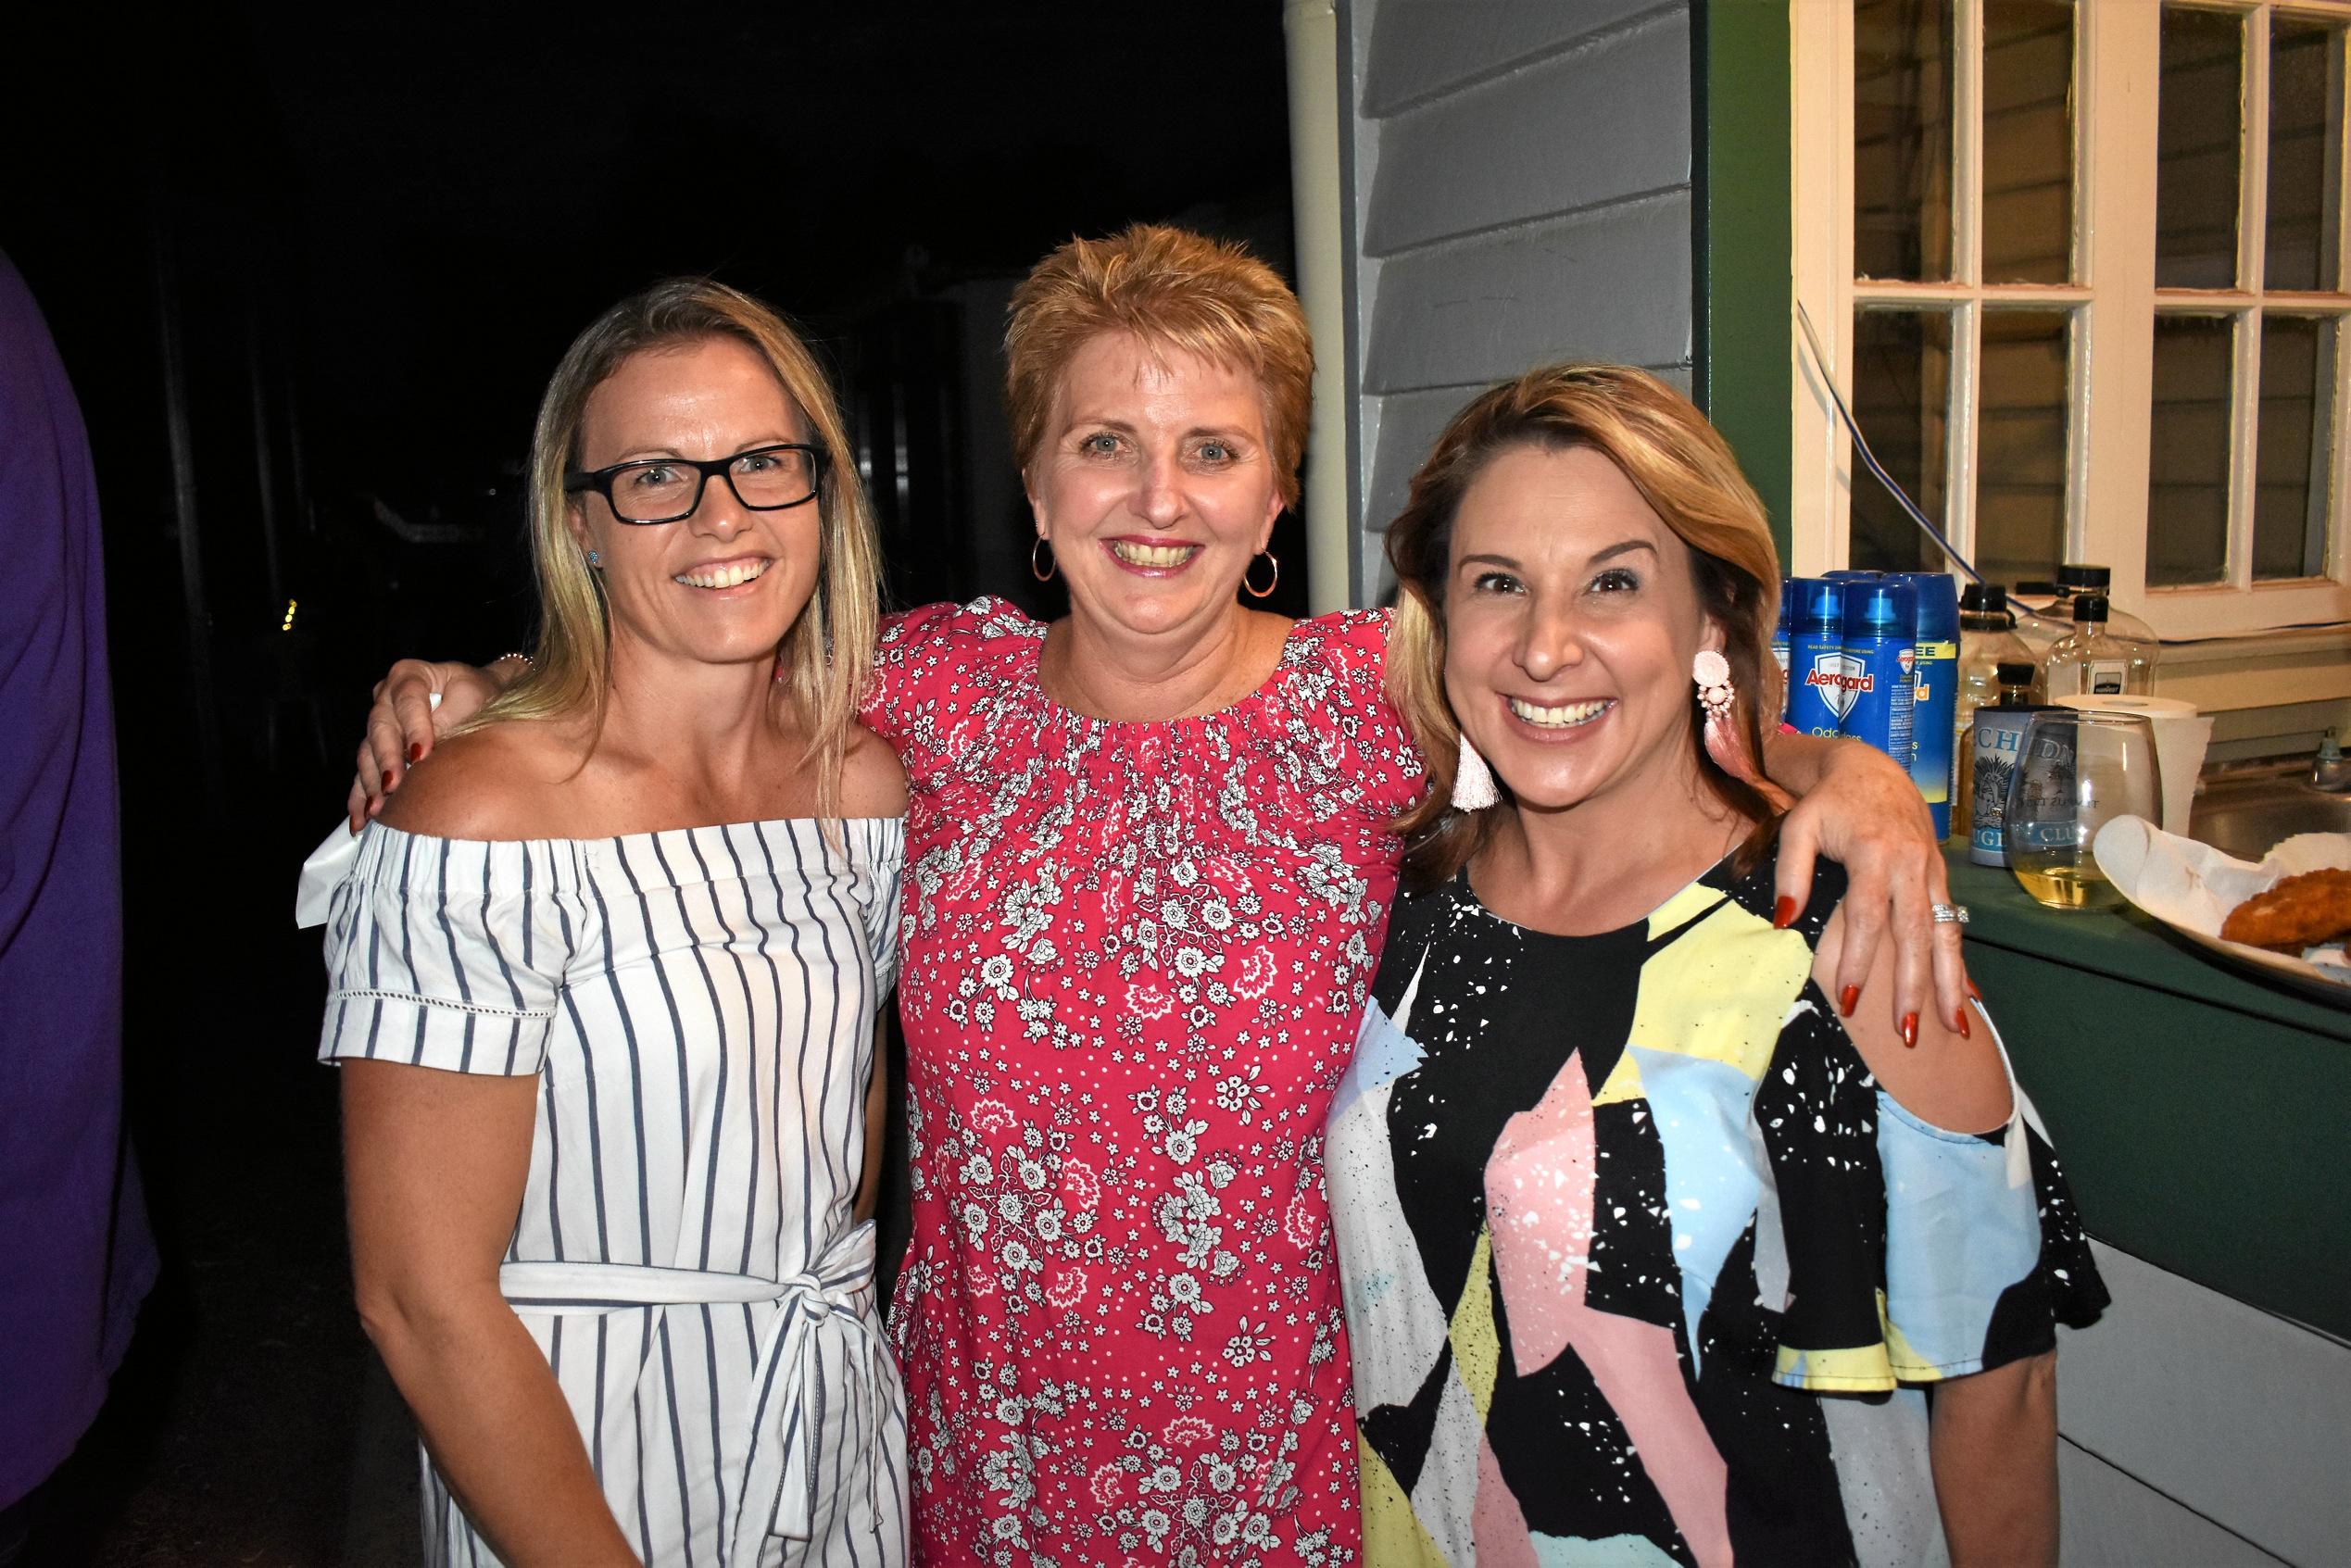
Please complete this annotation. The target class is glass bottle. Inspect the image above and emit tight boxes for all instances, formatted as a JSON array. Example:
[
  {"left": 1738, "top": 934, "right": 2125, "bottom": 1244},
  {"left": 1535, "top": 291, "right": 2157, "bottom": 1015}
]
[
  {"left": 2044, "top": 594, "right": 2157, "bottom": 698},
  {"left": 1952, "top": 586, "right": 2036, "bottom": 837},
  {"left": 2008, "top": 578, "right": 2070, "bottom": 664},
  {"left": 2056, "top": 563, "right": 2160, "bottom": 652},
  {"left": 1967, "top": 662, "right": 2048, "bottom": 866}
]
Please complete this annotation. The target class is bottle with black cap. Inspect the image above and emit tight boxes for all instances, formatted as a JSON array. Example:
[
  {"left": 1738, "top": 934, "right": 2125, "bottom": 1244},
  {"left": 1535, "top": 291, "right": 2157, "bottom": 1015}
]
[
  {"left": 2008, "top": 577, "right": 2068, "bottom": 663},
  {"left": 2045, "top": 589, "right": 2156, "bottom": 698},
  {"left": 1952, "top": 585, "right": 2035, "bottom": 836},
  {"left": 2055, "top": 563, "right": 2159, "bottom": 649}
]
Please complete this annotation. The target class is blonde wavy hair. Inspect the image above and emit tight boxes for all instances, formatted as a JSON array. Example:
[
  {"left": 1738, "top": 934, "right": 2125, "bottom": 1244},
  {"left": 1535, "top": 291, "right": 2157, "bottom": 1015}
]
[
  {"left": 468, "top": 278, "right": 882, "bottom": 817},
  {"left": 1385, "top": 364, "right": 1786, "bottom": 889},
  {"left": 1004, "top": 223, "right": 1313, "bottom": 508}
]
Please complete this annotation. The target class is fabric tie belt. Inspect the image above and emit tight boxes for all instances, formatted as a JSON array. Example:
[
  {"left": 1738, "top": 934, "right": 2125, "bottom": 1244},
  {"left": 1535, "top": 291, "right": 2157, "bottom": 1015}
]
[{"left": 498, "top": 1221, "right": 892, "bottom": 1564}]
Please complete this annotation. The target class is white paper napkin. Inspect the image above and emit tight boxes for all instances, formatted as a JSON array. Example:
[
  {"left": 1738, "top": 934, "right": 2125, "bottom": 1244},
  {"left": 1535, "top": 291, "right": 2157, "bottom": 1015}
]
[{"left": 2093, "top": 815, "right": 2351, "bottom": 984}]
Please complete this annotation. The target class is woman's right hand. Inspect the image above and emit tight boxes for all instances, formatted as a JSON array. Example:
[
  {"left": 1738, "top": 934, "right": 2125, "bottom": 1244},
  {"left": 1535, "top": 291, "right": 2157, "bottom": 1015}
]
[{"left": 347, "top": 658, "right": 503, "bottom": 831}]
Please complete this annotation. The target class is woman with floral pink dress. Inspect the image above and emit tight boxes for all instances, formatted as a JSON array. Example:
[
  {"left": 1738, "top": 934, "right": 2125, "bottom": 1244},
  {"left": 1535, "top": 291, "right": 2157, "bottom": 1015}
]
[
  {"left": 858, "top": 592, "right": 1415, "bottom": 1564},
  {"left": 352, "top": 226, "right": 1968, "bottom": 1566}
]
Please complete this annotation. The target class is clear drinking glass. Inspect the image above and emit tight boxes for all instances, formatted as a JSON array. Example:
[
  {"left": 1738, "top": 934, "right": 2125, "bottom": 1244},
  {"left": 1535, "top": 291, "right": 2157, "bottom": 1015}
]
[{"left": 2003, "top": 710, "right": 2163, "bottom": 909}]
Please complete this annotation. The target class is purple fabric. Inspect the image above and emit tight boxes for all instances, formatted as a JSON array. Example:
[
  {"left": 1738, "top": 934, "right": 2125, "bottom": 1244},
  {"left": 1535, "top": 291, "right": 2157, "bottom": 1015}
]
[{"left": 0, "top": 250, "right": 154, "bottom": 1508}]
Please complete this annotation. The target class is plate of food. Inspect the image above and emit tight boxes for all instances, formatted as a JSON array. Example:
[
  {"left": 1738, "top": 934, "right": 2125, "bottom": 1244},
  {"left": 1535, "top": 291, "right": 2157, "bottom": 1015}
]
[{"left": 2092, "top": 816, "right": 2351, "bottom": 1002}]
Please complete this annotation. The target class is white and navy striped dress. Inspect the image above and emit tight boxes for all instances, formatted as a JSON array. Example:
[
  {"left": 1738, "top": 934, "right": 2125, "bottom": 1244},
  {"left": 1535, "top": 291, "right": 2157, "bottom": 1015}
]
[{"left": 319, "top": 817, "right": 909, "bottom": 1568}]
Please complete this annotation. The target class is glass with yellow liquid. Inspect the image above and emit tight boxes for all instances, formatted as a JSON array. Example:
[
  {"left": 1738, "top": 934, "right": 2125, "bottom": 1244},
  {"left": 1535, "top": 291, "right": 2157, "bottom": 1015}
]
[{"left": 2002, "top": 711, "right": 2162, "bottom": 910}]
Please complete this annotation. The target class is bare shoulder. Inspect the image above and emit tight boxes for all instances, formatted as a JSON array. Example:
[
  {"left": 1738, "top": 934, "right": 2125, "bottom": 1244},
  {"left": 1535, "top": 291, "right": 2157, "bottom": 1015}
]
[
  {"left": 1814, "top": 904, "right": 2015, "bottom": 1135},
  {"left": 375, "top": 722, "right": 586, "bottom": 841},
  {"left": 836, "top": 721, "right": 908, "bottom": 820}
]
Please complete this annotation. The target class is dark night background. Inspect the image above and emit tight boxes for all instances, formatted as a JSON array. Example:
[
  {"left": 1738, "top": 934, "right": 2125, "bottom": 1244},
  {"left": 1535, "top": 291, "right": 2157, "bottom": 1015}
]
[{"left": 5, "top": 5, "right": 1299, "bottom": 1559}]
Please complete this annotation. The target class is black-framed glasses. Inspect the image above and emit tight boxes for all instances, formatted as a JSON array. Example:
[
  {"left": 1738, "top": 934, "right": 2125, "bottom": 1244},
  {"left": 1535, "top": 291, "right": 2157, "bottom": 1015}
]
[{"left": 563, "top": 443, "right": 827, "bottom": 524}]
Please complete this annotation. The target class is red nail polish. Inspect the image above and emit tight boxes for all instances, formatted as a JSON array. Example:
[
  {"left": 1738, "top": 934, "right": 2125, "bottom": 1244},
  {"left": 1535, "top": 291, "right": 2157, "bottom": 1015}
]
[
  {"left": 1955, "top": 1007, "right": 1971, "bottom": 1039},
  {"left": 1838, "top": 985, "right": 1859, "bottom": 1018},
  {"left": 1968, "top": 979, "right": 1983, "bottom": 1002},
  {"left": 1901, "top": 1011, "right": 1920, "bottom": 1048},
  {"left": 382, "top": 770, "right": 396, "bottom": 792},
  {"left": 1772, "top": 895, "right": 1798, "bottom": 929},
  {"left": 409, "top": 742, "right": 424, "bottom": 764}
]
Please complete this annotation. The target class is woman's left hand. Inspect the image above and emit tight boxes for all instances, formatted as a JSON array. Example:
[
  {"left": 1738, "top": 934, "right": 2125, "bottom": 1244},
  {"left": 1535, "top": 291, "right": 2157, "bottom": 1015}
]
[{"left": 1773, "top": 739, "right": 1970, "bottom": 1044}]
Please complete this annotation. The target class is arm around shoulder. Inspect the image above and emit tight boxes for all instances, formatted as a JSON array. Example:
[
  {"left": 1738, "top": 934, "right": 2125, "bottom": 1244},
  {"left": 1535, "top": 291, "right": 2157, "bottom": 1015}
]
[
  {"left": 373, "top": 722, "right": 577, "bottom": 842},
  {"left": 1812, "top": 902, "right": 2012, "bottom": 1135}
]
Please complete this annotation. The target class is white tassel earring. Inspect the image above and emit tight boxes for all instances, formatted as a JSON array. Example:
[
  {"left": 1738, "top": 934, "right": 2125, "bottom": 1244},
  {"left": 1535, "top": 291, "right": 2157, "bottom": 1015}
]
[
  {"left": 1695, "top": 648, "right": 1794, "bottom": 811},
  {"left": 1451, "top": 733, "right": 1502, "bottom": 810}
]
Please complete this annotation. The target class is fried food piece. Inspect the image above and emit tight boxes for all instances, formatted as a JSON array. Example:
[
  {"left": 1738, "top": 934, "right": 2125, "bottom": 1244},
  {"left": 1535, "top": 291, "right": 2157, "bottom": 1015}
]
[{"left": 2220, "top": 868, "right": 2351, "bottom": 950}]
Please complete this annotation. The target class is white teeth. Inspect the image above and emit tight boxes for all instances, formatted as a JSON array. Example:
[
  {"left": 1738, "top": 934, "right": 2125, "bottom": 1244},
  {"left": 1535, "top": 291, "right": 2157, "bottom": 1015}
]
[
  {"left": 1509, "top": 697, "right": 1612, "bottom": 728},
  {"left": 673, "top": 558, "right": 771, "bottom": 590},
  {"left": 1110, "top": 542, "right": 1200, "bottom": 569}
]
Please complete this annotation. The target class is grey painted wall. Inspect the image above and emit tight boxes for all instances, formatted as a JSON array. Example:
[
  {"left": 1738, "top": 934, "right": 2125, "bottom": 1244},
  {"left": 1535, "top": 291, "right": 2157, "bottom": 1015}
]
[{"left": 1338, "top": 0, "right": 1695, "bottom": 603}]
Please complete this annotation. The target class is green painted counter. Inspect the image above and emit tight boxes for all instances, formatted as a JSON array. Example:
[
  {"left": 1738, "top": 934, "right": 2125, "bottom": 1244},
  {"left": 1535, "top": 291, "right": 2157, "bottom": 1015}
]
[{"left": 1945, "top": 849, "right": 2351, "bottom": 1338}]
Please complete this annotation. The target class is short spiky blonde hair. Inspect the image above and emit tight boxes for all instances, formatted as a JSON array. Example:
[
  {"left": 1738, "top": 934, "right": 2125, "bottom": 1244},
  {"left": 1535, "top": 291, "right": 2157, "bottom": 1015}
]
[
  {"left": 468, "top": 278, "right": 882, "bottom": 818},
  {"left": 1385, "top": 364, "right": 1787, "bottom": 888},
  {"left": 1004, "top": 224, "right": 1314, "bottom": 507}
]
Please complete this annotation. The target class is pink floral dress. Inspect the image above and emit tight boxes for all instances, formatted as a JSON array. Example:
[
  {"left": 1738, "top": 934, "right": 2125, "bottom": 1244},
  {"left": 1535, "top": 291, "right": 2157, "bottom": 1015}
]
[{"left": 860, "top": 597, "right": 1425, "bottom": 1567}]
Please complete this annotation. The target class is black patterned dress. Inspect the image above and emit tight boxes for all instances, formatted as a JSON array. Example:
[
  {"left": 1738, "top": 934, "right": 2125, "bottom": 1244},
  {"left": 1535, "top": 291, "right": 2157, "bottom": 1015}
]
[{"left": 1326, "top": 855, "right": 2106, "bottom": 1567}]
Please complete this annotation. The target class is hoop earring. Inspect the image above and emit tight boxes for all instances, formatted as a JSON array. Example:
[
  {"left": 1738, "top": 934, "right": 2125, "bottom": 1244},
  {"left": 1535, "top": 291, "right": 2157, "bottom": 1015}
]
[
  {"left": 1451, "top": 733, "right": 1501, "bottom": 810},
  {"left": 1031, "top": 536, "right": 1056, "bottom": 582},
  {"left": 1243, "top": 550, "right": 1279, "bottom": 598}
]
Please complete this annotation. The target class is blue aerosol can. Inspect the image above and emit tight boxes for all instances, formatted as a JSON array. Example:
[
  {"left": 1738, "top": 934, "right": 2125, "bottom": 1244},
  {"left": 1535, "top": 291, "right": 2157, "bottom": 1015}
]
[
  {"left": 1838, "top": 578, "right": 1917, "bottom": 767},
  {"left": 1892, "top": 571, "right": 1959, "bottom": 837},
  {"left": 1785, "top": 578, "right": 1851, "bottom": 739},
  {"left": 1771, "top": 579, "right": 1795, "bottom": 722}
]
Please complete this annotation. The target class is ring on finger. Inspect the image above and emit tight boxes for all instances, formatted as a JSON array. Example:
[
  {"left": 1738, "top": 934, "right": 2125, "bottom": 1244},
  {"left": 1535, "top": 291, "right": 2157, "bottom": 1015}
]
[{"left": 1930, "top": 902, "right": 1970, "bottom": 925}]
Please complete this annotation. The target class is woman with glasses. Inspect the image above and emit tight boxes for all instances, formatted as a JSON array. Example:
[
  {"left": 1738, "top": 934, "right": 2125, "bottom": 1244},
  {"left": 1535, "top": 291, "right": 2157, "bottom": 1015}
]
[
  {"left": 316, "top": 280, "right": 908, "bottom": 1566},
  {"left": 345, "top": 230, "right": 1970, "bottom": 1564}
]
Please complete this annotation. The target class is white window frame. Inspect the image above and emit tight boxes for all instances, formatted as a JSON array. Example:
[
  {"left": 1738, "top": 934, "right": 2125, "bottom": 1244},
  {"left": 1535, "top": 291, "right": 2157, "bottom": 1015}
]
[{"left": 1792, "top": 0, "right": 2351, "bottom": 646}]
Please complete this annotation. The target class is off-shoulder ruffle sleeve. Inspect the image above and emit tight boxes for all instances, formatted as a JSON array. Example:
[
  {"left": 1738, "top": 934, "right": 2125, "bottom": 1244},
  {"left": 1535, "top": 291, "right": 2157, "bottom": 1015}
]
[
  {"left": 317, "top": 827, "right": 588, "bottom": 1076},
  {"left": 1755, "top": 1002, "right": 2109, "bottom": 1393},
  {"left": 844, "top": 815, "right": 906, "bottom": 997}
]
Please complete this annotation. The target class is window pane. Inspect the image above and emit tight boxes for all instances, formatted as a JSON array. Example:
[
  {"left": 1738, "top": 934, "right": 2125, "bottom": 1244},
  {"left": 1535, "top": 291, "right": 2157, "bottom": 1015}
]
[
  {"left": 1851, "top": 309, "right": 1952, "bottom": 571},
  {"left": 2156, "top": 7, "right": 2244, "bottom": 290},
  {"left": 1854, "top": 0, "right": 1955, "bottom": 282},
  {"left": 2147, "top": 315, "right": 2236, "bottom": 585},
  {"left": 2266, "top": 19, "right": 2344, "bottom": 292},
  {"left": 1977, "top": 311, "right": 2071, "bottom": 584},
  {"left": 1981, "top": 1, "right": 2076, "bottom": 284},
  {"left": 2254, "top": 315, "right": 2337, "bottom": 579}
]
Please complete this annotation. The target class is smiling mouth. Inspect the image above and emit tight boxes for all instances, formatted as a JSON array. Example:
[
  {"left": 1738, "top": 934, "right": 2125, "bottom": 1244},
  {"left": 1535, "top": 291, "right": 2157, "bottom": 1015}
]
[
  {"left": 673, "top": 558, "right": 771, "bottom": 590},
  {"left": 1508, "top": 696, "right": 1613, "bottom": 729},
  {"left": 1108, "top": 541, "right": 1201, "bottom": 570}
]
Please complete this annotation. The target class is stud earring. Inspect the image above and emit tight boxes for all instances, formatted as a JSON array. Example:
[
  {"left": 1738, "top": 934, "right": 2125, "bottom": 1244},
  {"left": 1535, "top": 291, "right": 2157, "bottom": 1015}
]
[
  {"left": 585, "top": 548, "right": 601, "bottom": 569},
  {"left": 1451, "top": 733, "right": 1502, "bottom": 810},
  {"left": 1032, "top": 536, "right": 1056, "bottom": 582}
]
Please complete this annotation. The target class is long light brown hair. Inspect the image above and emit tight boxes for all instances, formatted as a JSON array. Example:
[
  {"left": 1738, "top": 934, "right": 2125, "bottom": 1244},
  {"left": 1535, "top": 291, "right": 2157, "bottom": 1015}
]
[
  {"left": 466, "top": 278, "right": 883, "bottom": 817},
  {"left": 1385, "top": 364, "right": 1786, "bottom": 889}
]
